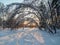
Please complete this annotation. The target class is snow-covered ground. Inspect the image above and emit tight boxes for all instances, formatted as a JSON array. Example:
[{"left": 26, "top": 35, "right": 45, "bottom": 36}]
[{"left": 0, "top": 28, "right": 60, "bottom": 45}]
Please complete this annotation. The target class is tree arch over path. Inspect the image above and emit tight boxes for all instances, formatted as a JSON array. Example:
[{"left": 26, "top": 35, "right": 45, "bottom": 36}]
[{"left": 4, "top": 3, "right": 56, "bottom": 33}]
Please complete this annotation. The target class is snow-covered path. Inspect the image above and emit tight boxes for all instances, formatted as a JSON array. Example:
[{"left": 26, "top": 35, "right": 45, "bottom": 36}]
[{"left": 0, "top": 28, "right": 60, "bottom": 45}]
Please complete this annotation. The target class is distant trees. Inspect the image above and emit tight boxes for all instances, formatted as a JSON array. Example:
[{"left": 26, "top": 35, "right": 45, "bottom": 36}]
[
  {"left": 0, "top": 2, "right": 5, "bottom": 15},
  {"left": 0, "top": 2, "right": 5, "bottom": 27},
  {"left": 51, "top": 0, "right": 60, "bottom": 29},
  {"left": 0, "top": 17, "right": 2, "bottom": 26}
]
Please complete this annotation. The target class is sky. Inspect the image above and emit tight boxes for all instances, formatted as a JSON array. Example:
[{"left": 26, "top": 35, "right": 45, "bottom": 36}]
[{"left": 0, "top": 0, "right": 24, "bottom": 5}]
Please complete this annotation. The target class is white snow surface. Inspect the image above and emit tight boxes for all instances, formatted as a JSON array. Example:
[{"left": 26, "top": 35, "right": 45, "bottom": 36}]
[{"left": 0, "top": 28, "right": 60, "bottom": 45}]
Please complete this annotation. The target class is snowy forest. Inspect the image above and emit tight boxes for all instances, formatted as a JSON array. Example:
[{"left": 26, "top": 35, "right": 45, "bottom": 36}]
[
  {"left": 0, "top": 0, "right": 60, "bottom": 45},
  {"left": 0, "top": 0, "right": 60, "bottom": 34}
]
